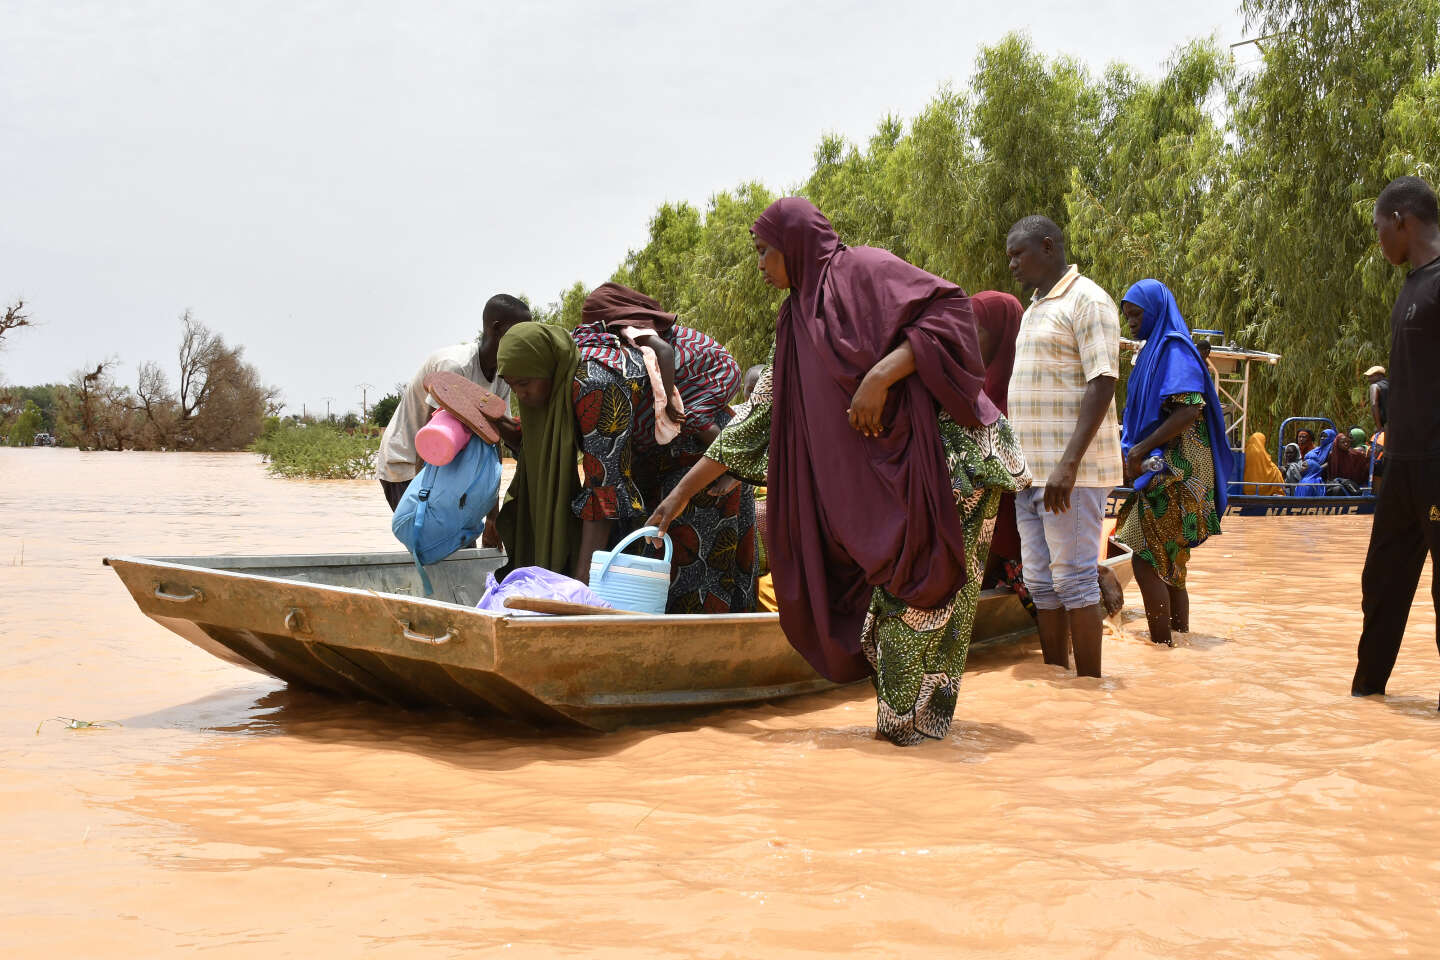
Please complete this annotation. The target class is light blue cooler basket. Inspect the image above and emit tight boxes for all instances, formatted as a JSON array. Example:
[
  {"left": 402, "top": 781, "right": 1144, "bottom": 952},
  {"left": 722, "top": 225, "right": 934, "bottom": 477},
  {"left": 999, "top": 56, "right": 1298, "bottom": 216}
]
[{"left": 588, "top": 525, "right": 673, "bottom": 615}]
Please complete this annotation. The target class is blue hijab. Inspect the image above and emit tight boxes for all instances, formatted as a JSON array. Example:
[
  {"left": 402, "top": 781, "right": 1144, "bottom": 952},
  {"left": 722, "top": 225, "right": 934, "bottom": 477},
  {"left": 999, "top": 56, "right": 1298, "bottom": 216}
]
[
  {"left": 1295, "top": 428, "right": 1336, "bottom": 497},
  {"left": 1120, "top": 279, "right": 1234, "bottom": 514}
]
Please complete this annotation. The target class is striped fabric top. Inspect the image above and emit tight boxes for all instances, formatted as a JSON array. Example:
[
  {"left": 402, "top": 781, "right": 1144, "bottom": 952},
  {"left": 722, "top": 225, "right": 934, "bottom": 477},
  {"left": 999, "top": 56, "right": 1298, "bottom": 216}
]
[{"left": 572, "top": 320, "right": 740, "bottom": 431}]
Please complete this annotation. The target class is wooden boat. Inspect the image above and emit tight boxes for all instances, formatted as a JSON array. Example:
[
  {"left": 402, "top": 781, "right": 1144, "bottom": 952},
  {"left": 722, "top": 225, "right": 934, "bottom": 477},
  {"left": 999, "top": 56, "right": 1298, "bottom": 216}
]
[{"left": 105, "top": 542, "right": 1134, "bottom": 731}]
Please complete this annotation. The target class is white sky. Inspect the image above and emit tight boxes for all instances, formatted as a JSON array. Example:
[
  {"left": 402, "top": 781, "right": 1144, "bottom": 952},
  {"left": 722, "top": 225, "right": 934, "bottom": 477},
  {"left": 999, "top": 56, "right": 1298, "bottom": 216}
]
[{"left": 1, "top": 0, "right": 1246, "bottom": 418}]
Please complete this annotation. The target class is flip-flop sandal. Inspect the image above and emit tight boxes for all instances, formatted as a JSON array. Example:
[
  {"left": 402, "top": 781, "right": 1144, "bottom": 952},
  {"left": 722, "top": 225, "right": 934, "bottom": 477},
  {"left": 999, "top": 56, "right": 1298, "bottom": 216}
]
[{"left": 423, "top": 371, "right": 507, "bottom": 445}]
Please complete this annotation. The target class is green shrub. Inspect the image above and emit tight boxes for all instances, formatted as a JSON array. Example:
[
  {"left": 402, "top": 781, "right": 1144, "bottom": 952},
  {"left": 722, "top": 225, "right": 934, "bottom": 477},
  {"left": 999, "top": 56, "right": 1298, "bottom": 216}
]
[
  {"left": 369, "top": 392, "right": 400, "bottom": 428},
  {"left": 251, "top": 419, "right": 380, "bottom": 479}
]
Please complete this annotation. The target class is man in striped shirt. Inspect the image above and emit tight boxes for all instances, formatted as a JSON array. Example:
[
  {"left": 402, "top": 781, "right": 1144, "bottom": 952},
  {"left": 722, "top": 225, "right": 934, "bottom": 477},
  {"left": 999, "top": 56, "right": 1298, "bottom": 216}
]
[{"left": 1005, "top": 215, "right": 1123, "bottom": 678}]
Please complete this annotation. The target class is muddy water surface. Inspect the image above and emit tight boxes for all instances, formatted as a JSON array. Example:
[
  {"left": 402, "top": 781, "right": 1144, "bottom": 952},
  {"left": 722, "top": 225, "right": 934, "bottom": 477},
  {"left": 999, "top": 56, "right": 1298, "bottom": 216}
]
[{"left": 4, "top": 448, "right": 1440, "bottom": 958}]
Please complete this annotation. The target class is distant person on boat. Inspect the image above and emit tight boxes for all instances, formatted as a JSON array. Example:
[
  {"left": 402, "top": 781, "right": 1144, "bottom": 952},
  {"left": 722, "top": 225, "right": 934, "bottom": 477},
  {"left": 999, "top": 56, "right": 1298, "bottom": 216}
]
[
  {"left": 1296, "top": 427, "right": 1316, "bottom": 459},
  {"left": 1242, "top": 432, "right": 1285, "bottom": 496},
  {"left": 1005, "top": 214, "right": 1122, "bottom": 677},
  {"left": 1281, "top": 441, "right": 1305, "bottom": 484},
  {"left": 376, "top": 294, "right": 531, "bottom": 524},
  {"left": 1115, "top": 279, "right": 1233, "bottom": 647},
  {"left": 1326, "top": 428, "right": 1371, "bottom": 490},
  {"left": 647, "top": 197, "right": 1028, "bottom": 746},
  {"left": 1295, "top": 428, "right": 1336, "bottom": 497},
  {"left": 1366, "top": 365, "right": 1389, "bottom": 432},
  {"left": 1353, "top": 175, "right": 1440, "bottom": 700},
  {"left": 495, "top": 291, "right": 759, "bottom": 614}
]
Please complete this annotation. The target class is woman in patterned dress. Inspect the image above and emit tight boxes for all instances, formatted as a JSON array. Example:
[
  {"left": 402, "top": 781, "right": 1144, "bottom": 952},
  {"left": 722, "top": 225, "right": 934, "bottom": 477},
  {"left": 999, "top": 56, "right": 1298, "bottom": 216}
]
[
  {"left": 647, "top": 198, "right": 1029, "bottom": 746},
  {"left": 496, "top": 290, "right": 758, "bottom": 614},
  {"left": 1115, "top": 279, "right": 1234, "bottom": 647}
]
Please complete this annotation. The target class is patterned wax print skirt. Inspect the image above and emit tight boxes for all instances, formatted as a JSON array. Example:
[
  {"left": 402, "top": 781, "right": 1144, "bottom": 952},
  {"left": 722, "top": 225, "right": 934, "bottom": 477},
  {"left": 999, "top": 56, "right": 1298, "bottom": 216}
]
[
  {"left": 1115, "top": 393, "right": 1221, "bottom": 588},
  {"left": 858, "top": 415, "right": 1029, "bottom": 746}
]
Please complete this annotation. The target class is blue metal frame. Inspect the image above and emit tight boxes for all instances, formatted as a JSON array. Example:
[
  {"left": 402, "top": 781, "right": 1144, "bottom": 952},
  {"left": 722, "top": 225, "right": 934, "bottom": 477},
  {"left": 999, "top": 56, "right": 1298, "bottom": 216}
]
[
  {"left": 1173, "top": 414, "right": 1380, "bottom": 517},
  {"left": 1274, "top": 415, "right": 1337, "bottom": 466}
]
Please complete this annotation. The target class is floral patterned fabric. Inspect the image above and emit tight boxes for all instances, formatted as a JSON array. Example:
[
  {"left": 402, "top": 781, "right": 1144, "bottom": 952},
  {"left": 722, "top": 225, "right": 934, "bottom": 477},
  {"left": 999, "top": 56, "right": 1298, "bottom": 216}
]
[
  {"left": 707, "top": 358, "right": 1032, "bottom": 744},
  {"left": 705, "top": 356, "right": 772, "bottom": 485},
  {"left": 1115, "top": 392, "right": 1221, "bottom": 587},
  {"left": 571, "top": 354, "right": 758, "bottom": 614},
  {"left": 859, "top": 416, "right": 1029, "bottom": 746}
]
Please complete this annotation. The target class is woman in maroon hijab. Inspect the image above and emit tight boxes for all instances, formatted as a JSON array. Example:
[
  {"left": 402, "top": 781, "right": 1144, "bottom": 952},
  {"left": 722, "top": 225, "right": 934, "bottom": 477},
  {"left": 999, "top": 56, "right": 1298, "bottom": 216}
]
[{"left": 648, "top": 198, "right": 1029, "bottom": 745}]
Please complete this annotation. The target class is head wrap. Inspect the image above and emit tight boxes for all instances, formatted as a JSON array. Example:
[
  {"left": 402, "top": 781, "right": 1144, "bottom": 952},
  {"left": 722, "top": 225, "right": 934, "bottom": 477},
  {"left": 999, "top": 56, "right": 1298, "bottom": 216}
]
[
  {"left": 1242, "top": 432, "right": 1284, "bottom": 495},
  {"left": 1120, "top": 279, "right": 1234, "bottom": 514},
  {"left": 579, "top": 282, "right": 677, "bottom": 336},
  {"left": 972, "top": 290, "right": 1025, "bottom": 562},
  {"left": 1329, "top": 430, "right": 1372, "bottom": 485},
  {"left": 971, "top": 290, "right": 1023, "bottom": 416},
  {"left": 1295, "top": 428, "right": 1337, "bottom": 496},
  {"left": 753, "top": 196, "right": 997, "bottom": 682},
  {"left": 495, "top": 324, "right": 581, "bottom": 573}
]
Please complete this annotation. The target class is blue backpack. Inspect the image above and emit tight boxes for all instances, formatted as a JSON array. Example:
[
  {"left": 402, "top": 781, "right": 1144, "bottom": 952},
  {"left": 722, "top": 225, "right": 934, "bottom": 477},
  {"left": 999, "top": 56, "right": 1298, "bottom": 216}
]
[{"left": 392, "top": 436, "right": 503, "bottom": 595}]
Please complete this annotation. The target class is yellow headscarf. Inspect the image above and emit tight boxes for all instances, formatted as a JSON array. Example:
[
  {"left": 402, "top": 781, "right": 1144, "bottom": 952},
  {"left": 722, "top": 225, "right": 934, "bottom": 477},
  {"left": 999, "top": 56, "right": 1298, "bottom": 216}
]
[{"left": 1243, "top": 432, "right": 1284, "bottom": 496}]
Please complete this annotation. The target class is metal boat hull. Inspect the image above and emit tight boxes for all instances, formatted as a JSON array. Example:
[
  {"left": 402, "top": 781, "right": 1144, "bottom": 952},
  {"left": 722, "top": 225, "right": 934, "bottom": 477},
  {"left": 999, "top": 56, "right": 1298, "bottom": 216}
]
[{"left": 106, "top": 544, "right": 1133, "bottom": 730}]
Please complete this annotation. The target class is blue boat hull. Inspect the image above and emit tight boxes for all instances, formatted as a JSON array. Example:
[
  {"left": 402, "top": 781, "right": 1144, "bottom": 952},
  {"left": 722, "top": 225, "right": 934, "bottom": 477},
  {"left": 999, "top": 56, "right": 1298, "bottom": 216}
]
[{"left": 1108, "top": 488, "right": 1376, "bottom": 518}]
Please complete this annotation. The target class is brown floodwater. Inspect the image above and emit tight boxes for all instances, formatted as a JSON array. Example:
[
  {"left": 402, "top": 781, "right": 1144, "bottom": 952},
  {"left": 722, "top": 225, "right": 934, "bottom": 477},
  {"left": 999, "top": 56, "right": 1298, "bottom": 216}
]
[{"left": 4, "top": 448, "right": 1440, "bottom": 957}]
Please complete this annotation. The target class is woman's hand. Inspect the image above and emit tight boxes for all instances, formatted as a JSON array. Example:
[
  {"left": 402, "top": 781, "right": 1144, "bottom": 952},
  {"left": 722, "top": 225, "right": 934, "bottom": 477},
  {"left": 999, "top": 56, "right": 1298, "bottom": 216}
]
[
  {"left": 646, "top": 489, "right": 691, "bottom": 540},
  {"left": 494, "top": 414, "right": 523, "bottom": 451},
  {"left": 1124, "top": 447, "right": 1146, "bottom": 483},
  {"left": 848, "top": 373, "right": 889, "bottom": 437}
]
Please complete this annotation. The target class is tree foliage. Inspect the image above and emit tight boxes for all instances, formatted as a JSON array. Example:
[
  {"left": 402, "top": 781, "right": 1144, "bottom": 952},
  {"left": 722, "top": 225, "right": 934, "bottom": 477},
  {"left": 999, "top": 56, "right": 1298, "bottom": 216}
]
[
  {"left": 43, "top": 314, "right": 279, "bottom": 451},
  {"left": 531, "top": 3, "right": 1440, "bottom": 433},
  {"left": 0, "top": 299, "right": 31, "bottom": 349},
  {"left": 369, "top": 391, "right": 401, "bottom": 428},
  {"left": 6, "top": 400, "right": 43, "bottom": 445}
]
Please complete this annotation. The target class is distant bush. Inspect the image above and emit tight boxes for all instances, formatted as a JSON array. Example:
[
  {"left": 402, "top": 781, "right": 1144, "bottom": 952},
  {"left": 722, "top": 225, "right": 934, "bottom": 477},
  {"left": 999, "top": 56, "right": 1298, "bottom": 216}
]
[
  {"left": 251, "top": 418, "right": 380, "bottom": 479},
  {"left": 369, "top": 391, "right": 400, "bottom": 428}
]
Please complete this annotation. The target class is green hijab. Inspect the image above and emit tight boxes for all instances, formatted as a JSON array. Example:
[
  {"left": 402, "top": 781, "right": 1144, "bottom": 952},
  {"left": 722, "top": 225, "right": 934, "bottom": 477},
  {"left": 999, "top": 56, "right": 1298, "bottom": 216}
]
[{"left": 496, "top": 324, "right": 582, "bottom": 575}]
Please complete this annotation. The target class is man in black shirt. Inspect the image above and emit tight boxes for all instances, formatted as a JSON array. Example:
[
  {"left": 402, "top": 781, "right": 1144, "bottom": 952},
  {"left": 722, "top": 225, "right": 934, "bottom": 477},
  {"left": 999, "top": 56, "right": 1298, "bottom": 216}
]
[{"left": 1353, "top": 175, "right": 1440, "bottom": 700}]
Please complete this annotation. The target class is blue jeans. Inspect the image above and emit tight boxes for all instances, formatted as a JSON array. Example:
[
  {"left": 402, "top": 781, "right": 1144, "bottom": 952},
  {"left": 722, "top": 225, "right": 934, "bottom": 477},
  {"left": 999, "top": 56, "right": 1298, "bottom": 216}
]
[{"left": 1014, "top": 486, "right": 1108, "bottom": 610}]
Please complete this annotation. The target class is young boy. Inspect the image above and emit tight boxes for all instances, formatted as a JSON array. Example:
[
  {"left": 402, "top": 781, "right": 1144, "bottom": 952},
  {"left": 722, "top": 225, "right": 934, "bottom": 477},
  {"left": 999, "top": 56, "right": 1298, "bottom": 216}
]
[{"left": 376, "top": 294, "right": 530, "bottom": 513}]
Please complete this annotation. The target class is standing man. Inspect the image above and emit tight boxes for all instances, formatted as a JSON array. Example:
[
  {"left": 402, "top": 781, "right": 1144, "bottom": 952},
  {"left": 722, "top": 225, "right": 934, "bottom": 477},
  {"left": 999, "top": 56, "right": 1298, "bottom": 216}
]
[
  {"left": 377, "top": 294, "right": 531, "bottom": 516},
  {"left": 1365, "top": 364, "right": 1389, "bottom": 433},
  {"left": 1005, "top": 216, "right": 1123, "bottom": 677},
  {"left": 1353, "top": 176, "right": 1440, "bottom": 700}
]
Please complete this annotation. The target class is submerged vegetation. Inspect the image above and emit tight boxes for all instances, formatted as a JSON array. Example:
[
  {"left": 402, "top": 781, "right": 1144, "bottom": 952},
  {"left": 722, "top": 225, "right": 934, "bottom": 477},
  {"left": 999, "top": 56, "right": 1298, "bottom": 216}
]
[
  {"left": 251, "top": 418, "right": 380, "bottom": 480},
  {"left": 535, "top": 0, "right": 1440, "bottom": 430}
]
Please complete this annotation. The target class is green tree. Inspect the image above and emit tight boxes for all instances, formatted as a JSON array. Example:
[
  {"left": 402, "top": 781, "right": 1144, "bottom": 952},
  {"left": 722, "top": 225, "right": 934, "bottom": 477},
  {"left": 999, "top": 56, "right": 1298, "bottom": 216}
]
[
  {"left": 369, "top": 391, "right": 400, "bottom": 428},
  {"left": 678, "top": 182, "right": 781, "bottom": 370},
  {"left": 535, "top": 281, "right": 589, "bottom": 331},
  {"left": 1066, "top": 42, "right": 1232, "bottom": 319},
  {"left": 611, "top": 202, "right": 704, "bottom": 309},
  {"left": 9, "top": 399, "right": 42, "bottom": 445},
  {"left": 803, "top": 117, "right": 914, "bottom": 260},
  {"left": 949, "top": 34, "right": 1101, "bottom": 294},
  {"left": 1214, "top": 0, "right": 1440, "bottom": 426}
]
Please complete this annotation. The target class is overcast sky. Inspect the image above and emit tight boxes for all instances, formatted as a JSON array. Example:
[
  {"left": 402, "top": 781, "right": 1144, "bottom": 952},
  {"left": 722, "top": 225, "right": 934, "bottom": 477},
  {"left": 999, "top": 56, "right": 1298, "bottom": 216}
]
[{"left": 2, "top": 0, "right": 1247, "bottom": 418}]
